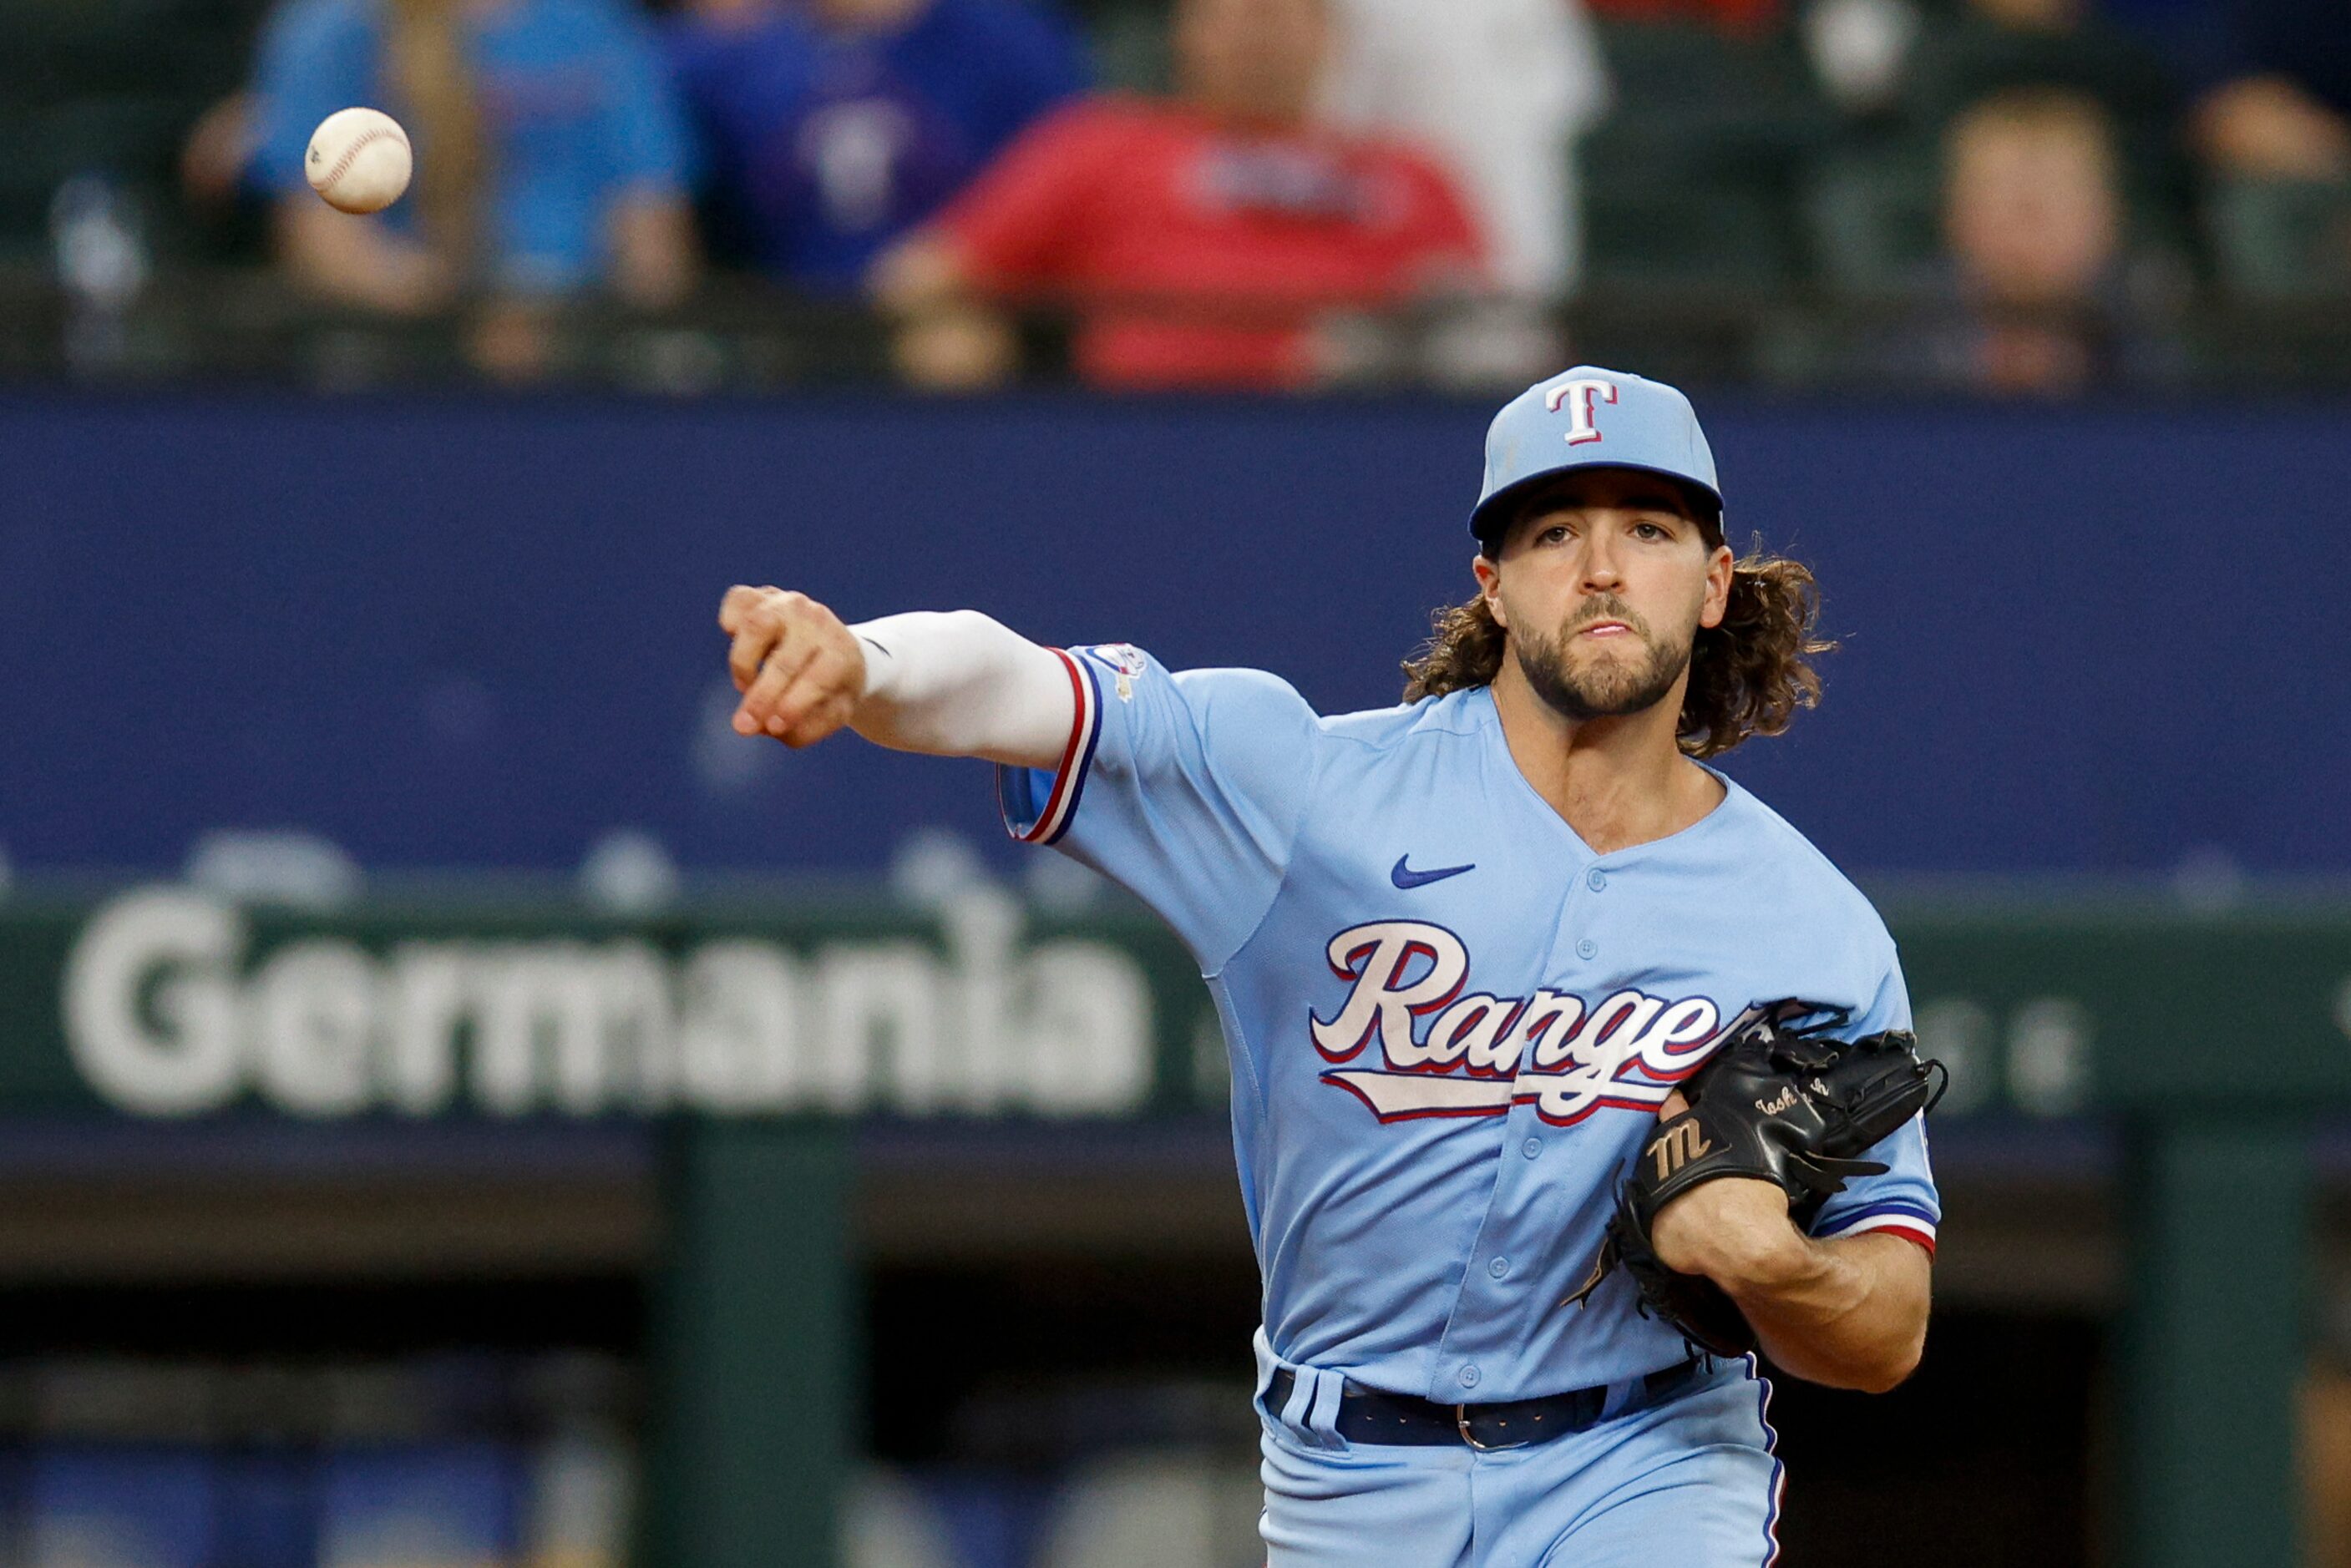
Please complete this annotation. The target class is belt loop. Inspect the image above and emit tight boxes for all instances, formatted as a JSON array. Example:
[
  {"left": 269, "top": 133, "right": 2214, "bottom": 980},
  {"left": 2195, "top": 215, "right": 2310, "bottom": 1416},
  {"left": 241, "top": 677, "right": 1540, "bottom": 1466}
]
[
  {"left": 1251, "top": 1326, "right": 1280, "bottom": 1415},
  {"left": 1599, "top": 1374, "right": 1643, "bottom": 1421},
  {"left": 1279, "top": 1365, "right": 1319, "bottom": 1434},
  {"left": 1282, "top": 1364, "right": 1345, "bottom": 1449},
  {"left": 1257, "top": 1327, "right": 1347, "bottom": 1450},
  {"left": 1304, "top": 1367, "right": 1346, "bottom": 1445}
]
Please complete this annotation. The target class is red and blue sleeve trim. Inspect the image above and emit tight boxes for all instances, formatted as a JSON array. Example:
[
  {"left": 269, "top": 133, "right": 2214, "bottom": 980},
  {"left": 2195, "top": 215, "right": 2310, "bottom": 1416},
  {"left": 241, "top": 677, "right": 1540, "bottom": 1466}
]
[
  {"left": 1001, "top": 647, "right": 1102, "bottom": 847},
  {"left": 1812, "top": 1198, "right": 1939, "bottom": 1257}
]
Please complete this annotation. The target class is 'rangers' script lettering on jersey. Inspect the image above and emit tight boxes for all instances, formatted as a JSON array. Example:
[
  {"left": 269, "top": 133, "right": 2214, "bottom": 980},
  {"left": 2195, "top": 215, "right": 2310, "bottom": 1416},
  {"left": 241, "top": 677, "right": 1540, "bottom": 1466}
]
[{"left": 1309, "top": 920, "right": 1727, "bottom": 1125}]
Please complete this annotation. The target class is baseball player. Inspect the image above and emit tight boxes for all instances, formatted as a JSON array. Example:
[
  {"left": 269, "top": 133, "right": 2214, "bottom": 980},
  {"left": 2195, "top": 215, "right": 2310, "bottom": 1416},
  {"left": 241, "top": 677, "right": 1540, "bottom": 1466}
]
[{"left": 718, "top": 366, "right": 1939, "bottom": 1564}]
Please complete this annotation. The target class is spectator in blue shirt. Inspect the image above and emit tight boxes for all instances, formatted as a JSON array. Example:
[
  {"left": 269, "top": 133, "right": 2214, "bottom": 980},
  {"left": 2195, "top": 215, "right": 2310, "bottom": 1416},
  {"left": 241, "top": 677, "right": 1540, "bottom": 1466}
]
[
  {"left": 667, "top": 0, "right": 1089, "bottom": 291},
  {"left": 251, "top": 0, "right": 698, "bottom": 324}
]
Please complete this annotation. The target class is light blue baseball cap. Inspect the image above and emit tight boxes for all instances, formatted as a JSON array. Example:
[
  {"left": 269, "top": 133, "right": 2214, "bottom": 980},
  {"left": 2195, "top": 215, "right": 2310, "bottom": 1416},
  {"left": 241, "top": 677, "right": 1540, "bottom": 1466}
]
[{"left": 1467, "top": 366, "right": 1722, "bottom": 549}]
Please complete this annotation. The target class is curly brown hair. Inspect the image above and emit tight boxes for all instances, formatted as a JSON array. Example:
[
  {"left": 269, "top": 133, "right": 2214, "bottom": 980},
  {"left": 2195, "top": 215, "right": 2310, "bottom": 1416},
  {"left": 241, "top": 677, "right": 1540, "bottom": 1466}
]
[{"left": 1399, "top": 531, "right": 1836, "bottom": 760}]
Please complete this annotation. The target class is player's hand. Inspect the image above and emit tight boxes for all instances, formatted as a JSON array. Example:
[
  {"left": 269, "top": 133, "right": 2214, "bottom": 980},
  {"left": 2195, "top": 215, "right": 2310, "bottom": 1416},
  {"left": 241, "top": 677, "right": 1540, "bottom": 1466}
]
[
  {"left": 719, "top": 584, "right": 869, "bottom": 747},
  {"left": 1646, "top": 1090, "right": 1810, "bottom": 1293}
]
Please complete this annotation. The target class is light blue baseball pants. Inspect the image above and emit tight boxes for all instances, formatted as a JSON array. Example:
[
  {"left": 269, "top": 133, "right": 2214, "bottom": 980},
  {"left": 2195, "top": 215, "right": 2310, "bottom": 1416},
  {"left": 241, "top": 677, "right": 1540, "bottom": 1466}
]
[{"left": 1254, "top": 1353, "right": 1784, "bottom": 1566}]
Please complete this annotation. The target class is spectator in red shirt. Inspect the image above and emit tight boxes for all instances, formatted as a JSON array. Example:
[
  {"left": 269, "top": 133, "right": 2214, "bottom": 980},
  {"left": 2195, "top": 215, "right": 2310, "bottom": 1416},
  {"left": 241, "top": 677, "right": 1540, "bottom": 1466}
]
[{"left": 869, "top": 0, "right": 1488, "bottom": 390}]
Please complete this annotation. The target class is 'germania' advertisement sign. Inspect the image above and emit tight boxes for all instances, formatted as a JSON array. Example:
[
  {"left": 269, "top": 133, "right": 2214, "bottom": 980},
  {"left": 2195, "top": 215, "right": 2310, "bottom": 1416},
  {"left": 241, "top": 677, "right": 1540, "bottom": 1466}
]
[{"left": 38, "top": 888, "right": 1206, "bottom": 1120}]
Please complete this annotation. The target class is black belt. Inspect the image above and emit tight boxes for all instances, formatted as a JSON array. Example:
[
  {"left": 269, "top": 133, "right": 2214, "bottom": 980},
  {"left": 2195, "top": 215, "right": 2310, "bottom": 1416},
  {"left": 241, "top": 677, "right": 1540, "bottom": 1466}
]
[{"left": 1264, "top": 1358, "right": 1705, "bottom": 1450}]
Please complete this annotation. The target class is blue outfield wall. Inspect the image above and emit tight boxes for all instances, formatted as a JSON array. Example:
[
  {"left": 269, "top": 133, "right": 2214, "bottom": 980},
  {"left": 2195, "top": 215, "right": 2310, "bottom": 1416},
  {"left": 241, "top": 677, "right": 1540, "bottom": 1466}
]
[{"left": 0, "top": 391, "right": 2344, "bottom": 879}]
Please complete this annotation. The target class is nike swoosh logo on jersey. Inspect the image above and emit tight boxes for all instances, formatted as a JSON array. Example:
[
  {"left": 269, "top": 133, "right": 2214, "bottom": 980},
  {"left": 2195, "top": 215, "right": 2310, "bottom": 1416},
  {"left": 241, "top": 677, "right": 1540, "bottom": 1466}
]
[{"left": 1390, "top": 854, "right": 1475, "bottom": 889}]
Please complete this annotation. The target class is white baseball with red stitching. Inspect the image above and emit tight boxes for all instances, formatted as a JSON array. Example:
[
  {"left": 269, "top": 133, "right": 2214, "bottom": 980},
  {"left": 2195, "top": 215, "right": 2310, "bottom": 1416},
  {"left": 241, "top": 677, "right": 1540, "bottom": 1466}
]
[{"left": 304, "top": 108, "right": 413, "bottom": 215}]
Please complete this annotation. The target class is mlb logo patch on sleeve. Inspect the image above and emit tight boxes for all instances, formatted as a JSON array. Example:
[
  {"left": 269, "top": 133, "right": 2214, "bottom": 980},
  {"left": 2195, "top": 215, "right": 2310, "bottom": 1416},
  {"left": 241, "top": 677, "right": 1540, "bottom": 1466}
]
[{"left": 1084, "top": 643, "right": 1149, "bottom": 700}]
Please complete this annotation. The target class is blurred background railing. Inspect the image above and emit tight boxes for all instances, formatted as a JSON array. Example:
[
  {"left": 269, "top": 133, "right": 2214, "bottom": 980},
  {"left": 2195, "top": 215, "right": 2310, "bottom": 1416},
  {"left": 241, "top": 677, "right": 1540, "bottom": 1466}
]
[{"left": 12, "top": 274, "right": 2351, "bottom": 391}]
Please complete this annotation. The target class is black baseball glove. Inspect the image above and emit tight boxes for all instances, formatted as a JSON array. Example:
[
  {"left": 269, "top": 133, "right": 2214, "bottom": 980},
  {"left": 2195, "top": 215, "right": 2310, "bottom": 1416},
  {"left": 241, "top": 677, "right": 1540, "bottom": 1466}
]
[{"left": 1565, "top": 998, "right": 1946, "bottom": 1358}]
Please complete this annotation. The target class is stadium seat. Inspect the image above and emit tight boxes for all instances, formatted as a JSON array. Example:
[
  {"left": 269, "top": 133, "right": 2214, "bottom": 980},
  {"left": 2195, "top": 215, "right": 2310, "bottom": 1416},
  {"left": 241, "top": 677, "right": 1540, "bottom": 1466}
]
[
  {"left": 1588, "top": 20, "right": 1837, "bottom": 173},
  {"left": 1803, "top": 143, "right": 1943, "bottom": 297},
  {"left": 1084, "top": 0, "right": 1175, "bottom": 94},
  {"left": 1584, "top": 174, "right": 1799, "bottom": 291},
  {"left": 1581, "top": 21, "right": 1837, "bottom": 292},
  {"left": 2207, "top": 177, "right": 2351, "bottom": 301},
  {"left": 843, "top": 1468, "right": 960, "bottom": 1568},
  {"left": 315, "top": 1443, "right": 523, "bottom": 1568},
  {"left": 24, "top": 1446, "right": 220, "bottom": 1568},
  {"left": 516, "top": 1430, "right": 631, "bottom": 1568},
  {"left": 215, "top": 1451, "right": 318, "bottom": 1568},
  {"left": 1032, "top": 1452, "right": 1264, "bottom": 1568}
]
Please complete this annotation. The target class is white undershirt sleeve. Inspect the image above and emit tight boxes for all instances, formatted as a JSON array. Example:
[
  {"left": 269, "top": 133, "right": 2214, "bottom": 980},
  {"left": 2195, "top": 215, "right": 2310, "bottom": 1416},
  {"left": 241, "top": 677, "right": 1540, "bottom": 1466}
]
[{"left": 846, "top": 609, "right": 1077, "bottom": 771}]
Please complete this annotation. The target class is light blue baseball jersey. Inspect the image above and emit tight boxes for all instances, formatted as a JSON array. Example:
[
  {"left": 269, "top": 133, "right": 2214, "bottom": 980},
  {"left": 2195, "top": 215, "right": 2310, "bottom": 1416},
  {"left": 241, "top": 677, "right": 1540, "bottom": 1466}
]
[{"left": 1000, "top": 644, "right": 1940, "bottom": 1404}]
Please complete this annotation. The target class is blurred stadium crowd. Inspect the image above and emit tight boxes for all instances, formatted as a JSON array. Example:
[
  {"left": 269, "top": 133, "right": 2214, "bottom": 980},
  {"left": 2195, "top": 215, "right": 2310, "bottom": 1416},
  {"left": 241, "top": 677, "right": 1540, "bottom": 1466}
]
[
  {"left": 7, "top": 0, "right": 2349, "bottom": 392},
  {"left": 0, "top": 1345, "right": 636, "bottom": 1566}
]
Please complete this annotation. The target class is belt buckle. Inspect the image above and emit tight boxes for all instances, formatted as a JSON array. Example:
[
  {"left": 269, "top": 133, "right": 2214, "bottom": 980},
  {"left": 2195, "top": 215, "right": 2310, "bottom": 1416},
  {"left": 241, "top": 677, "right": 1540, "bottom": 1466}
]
[{"left": 1454, "top": 1403, "right": 1528, "bottom": 1453}]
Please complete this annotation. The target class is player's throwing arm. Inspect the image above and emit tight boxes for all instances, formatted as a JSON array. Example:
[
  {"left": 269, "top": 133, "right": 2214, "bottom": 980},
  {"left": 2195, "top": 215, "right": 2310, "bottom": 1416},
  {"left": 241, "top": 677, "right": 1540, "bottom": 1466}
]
[{"left": 718, "top": 586, "right": 1074, "bottom": 769}]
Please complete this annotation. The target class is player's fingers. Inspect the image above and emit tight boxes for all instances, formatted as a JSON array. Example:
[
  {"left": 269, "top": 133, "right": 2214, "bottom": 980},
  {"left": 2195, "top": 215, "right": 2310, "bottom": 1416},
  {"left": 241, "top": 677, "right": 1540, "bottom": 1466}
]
[
  {"left": 779, "top": 690, "right": 858, "bottom": 750},
  {"left": 740, "top": 626, "right": 826, "bottom": 732},
  {"left": 728, "top": 615, "right": 788, "bottom": 697},
  {"left": 726, "top": 589, "right": 807, "bottom": 695},
  {"left": 717, "top": 584, "right": 773, "bottom": 635},
  {"left": 764, "top": 645, "right": 859, "bottom": 742},
  {"left": 1659, "top": 1090, "right": 1690, "bottom": 1121}
]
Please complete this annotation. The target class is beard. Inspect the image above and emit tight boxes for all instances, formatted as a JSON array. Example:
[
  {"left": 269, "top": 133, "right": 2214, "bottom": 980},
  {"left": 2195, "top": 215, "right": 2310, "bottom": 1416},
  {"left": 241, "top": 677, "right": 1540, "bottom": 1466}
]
[{"left": 1512, "top": 595, "right": 1693, "bottom": 721}]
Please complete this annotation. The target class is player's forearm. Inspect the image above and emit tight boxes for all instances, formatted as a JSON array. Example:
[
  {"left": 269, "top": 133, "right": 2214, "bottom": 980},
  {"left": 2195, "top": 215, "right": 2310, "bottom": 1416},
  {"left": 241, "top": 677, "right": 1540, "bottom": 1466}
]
[
  {"left": 1723, "top": 1232, "right": 1931, "bottom": 1393},
  {"left": 848, "top": 609, "right": 1075, "bottom": 769}
]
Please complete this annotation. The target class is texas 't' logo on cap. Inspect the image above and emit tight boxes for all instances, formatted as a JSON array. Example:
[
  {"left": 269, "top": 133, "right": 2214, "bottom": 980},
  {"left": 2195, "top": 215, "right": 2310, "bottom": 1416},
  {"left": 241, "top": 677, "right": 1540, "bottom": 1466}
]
[
  {"left": 1467, "top": 365, "right": 1724, "bottom": 545},
  {"left": 1544, "top": 377, "right": 1618, "bottom": 447}
]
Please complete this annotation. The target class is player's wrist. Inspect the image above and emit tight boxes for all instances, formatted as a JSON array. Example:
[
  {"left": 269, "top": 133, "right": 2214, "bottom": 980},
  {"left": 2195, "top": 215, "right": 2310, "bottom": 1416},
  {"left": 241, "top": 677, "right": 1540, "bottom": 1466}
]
[
  {"left": 1656, "top": 1183, "right": 1814, "bottom": 1297},
  {"left": 1708, "top": 1224, "right": 1826, "bottom": 1301},
  {"left": 846, "top": 622, "right": 892, "bottom": 704}
]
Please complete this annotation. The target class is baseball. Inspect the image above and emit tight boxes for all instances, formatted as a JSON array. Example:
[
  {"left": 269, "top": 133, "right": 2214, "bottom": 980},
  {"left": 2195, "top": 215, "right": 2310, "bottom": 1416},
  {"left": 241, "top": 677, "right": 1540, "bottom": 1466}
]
[{"left": 305, "top": 108, "right": 413, "bottom": 215}]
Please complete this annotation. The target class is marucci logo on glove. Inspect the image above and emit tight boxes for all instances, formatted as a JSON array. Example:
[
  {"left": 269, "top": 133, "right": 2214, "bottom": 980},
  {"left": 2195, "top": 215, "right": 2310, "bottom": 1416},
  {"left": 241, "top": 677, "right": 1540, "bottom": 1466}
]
[{"left": 1648, "top": 1120, "right": 1714, "bottom": 1180}]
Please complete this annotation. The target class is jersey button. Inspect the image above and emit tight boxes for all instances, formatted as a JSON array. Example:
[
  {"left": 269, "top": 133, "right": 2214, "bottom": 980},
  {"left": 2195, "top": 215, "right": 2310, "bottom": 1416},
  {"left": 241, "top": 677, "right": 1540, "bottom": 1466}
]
[
  {"left": 1522, "top": 1137, "right": 1541, "bottom": 1159},
  {"left": 1576, "top": 938, "right": 1599, "bottom": 960},
  {"left": 1458, "top": 1364, "right": 1482, "bottom": 1389},
  {"left": 1587, "top": 867, "right": 1608, "bottom": 892},
  {"left": 1488, "top": 1257, "right": 1511, "bottom": 1278}
]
